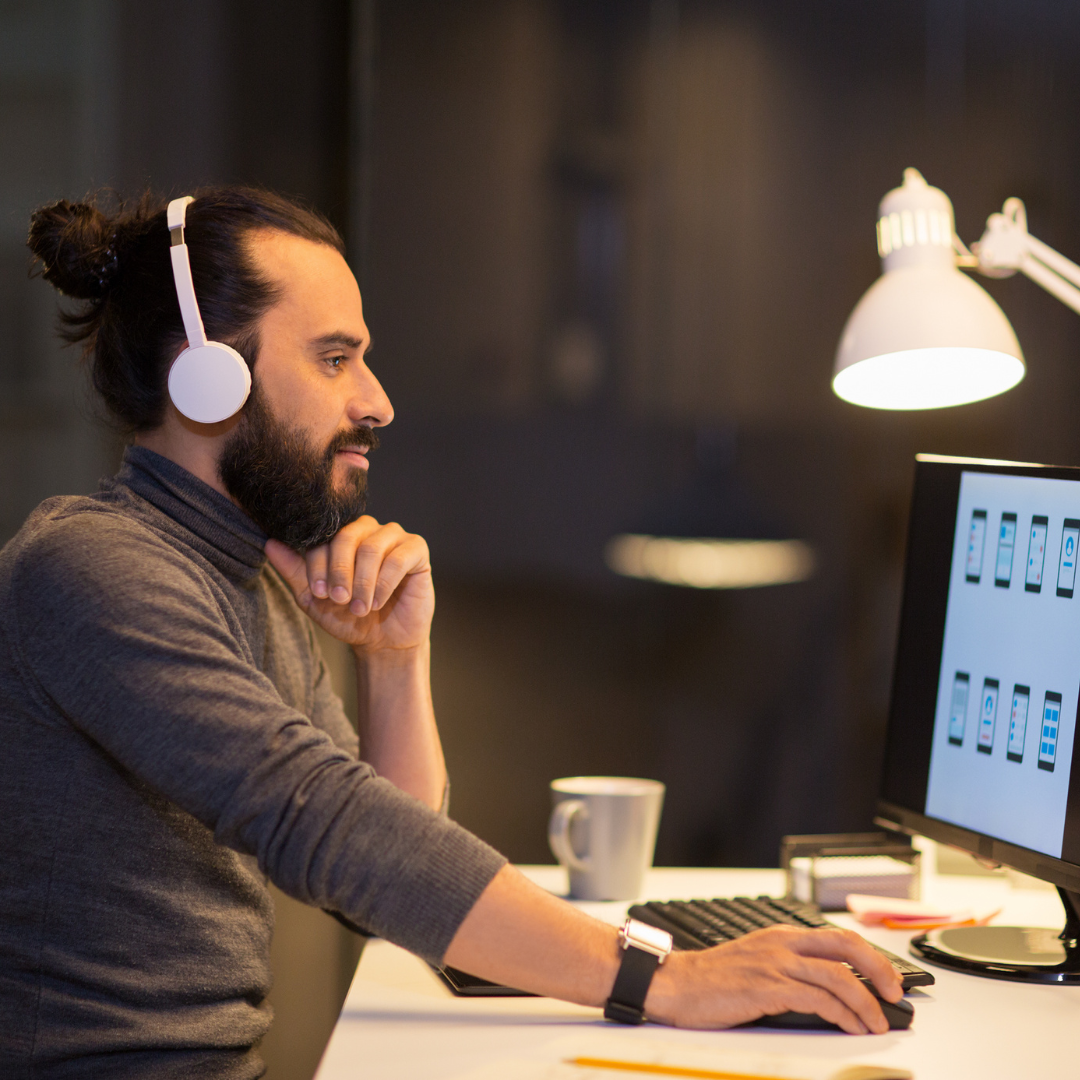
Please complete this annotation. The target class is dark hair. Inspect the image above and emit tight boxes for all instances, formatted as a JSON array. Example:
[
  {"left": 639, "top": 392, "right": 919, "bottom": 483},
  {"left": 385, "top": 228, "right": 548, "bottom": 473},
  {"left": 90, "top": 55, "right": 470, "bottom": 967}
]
[{"left": 26, "top": 187, "right": 345, "bottom": 432}]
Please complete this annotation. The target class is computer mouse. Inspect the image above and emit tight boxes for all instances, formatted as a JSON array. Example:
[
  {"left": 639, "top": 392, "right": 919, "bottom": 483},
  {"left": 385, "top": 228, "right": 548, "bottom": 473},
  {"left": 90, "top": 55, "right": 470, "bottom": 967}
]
[{"left": 753, "top": 990, "right": 914, "bottom": 1032}]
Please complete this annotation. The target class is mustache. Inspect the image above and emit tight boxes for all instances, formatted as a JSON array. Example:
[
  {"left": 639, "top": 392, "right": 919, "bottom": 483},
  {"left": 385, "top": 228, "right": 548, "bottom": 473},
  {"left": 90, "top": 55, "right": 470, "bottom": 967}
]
[{"left": 326, "top": 425, "right": 380, "bottom": 457}]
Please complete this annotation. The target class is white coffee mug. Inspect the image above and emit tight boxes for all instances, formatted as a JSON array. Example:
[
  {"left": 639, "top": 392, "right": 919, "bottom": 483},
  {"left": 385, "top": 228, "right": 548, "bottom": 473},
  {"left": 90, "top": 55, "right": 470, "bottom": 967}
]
[{"left": 548, "top": 776, "right": 665, "bottom": 901}]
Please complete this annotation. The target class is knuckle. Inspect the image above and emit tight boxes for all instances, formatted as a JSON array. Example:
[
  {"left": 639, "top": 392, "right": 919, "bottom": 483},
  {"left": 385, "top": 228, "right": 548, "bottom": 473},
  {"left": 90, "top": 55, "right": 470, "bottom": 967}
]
[
  {"left": 381, "top": 550, "right": 407, "bottom": 571},
  {"left": 346, "top": 514, "right": 379, "bottom": 530},
  {"left": 769, "top": 924, "right": 798, "bottom": 938},
  {"left": 377, "top": 564, "right": 405, "bottom": 586}
]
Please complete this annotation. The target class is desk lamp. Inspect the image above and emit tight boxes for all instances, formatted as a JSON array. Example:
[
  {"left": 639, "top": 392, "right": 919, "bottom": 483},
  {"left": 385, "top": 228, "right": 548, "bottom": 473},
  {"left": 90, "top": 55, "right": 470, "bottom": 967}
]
[{"left": 833, "top": 168, "right": 1080, "bottom": 410}]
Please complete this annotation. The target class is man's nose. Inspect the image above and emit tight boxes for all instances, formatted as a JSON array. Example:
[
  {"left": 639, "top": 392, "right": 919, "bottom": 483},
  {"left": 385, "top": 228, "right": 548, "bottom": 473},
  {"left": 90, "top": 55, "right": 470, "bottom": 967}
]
[{"left": 348, "top": 364, "right": 394, "bottom": 428}]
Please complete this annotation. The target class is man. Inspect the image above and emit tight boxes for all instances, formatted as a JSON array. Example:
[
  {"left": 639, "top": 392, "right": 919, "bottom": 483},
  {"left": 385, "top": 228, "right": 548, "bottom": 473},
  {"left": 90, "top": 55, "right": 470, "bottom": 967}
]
[{"left": 1, "top": 189, "right": 901, "bottom": 1078}]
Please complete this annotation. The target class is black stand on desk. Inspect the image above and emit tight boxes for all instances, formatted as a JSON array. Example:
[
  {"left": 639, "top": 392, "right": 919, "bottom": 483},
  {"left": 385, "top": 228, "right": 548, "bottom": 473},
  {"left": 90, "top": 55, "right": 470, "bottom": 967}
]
[{"left": 911, "top": 887, "right": 1080, "bottom": 984}]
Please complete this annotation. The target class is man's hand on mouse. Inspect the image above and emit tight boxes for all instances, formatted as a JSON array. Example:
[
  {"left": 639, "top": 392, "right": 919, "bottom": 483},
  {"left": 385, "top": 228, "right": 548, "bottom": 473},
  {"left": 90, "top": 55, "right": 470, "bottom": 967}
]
[
  {"left": 265, "top": 516, "right": 434, "bottom": 655},
  {"left": 644, "top": 925, "right": 905, "bottom": 1034}
]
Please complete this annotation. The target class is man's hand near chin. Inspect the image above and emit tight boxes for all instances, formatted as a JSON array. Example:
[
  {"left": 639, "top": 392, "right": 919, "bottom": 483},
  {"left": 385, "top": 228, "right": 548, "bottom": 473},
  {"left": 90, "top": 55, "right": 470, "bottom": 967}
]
[
  {"left": 265, "top": 515, "right": 435, "bottom": 652},
  {"left": 265, "top": 518, "right": 446, "bottom": 810}
]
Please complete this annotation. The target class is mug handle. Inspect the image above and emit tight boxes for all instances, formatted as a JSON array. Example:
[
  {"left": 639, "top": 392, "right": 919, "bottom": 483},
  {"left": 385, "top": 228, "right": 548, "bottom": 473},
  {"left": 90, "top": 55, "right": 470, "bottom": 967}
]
[{"left": 548, "top": 799, "right": 590, "bottom": 872}]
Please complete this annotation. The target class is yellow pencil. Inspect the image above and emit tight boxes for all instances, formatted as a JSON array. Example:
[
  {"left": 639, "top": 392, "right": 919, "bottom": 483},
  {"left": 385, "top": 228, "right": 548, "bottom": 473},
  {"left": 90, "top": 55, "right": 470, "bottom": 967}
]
[{"left": 567, "top": 1056, "right": 802, "bottom": 1080}]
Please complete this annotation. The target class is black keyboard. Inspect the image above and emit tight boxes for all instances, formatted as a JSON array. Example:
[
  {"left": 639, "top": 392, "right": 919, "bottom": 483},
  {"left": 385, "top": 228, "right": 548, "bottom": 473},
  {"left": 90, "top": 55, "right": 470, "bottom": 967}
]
[{"left": 629, "top": 895, "right": 935, "bottom": 990}]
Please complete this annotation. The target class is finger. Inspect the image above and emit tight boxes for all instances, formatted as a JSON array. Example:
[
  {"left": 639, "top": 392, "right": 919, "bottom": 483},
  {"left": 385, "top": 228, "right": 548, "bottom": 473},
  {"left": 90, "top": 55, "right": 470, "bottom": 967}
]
[
  {"left": 775, "top": 980, "right": 871, "bottom": 1036},
  {"left": 305, "top": 545, "right": 330, "bottom": 599},
  {"left": 346, "top": 523, "right": 408, "bottom": 614},
  {"left": 325, "top": 517, "right": 384, "bottom": 603},
  {"left": 788, "top": 955, "right": 889, "bottom": 1035},
  {"left": 790, "top": 928, "right": 903, "bottom": 1001},
  {"left": 265, "top": 539, "right": 313, "bottom": 604},
  {"left": 363, "top": 535, "right": 430, "bottom": 614}
]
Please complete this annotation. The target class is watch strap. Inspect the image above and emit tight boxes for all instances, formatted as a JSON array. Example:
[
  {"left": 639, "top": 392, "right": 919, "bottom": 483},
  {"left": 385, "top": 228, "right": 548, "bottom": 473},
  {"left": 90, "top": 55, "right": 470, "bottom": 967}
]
[{"left": 603, "top": 942, "right": 660, "bottom": 1024}]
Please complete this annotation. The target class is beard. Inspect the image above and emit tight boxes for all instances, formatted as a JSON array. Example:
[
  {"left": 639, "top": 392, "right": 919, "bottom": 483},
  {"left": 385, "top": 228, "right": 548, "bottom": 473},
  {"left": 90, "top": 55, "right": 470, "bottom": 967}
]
[{"left": 218, "top": 384, "right": 379, "bottom": 551}]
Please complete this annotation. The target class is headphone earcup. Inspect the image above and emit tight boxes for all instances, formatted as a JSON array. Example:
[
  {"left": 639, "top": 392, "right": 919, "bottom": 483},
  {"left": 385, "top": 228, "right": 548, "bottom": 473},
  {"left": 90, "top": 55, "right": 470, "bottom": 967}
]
[{"left": 168, "top": 342, "right": 252, "bottom": 424}]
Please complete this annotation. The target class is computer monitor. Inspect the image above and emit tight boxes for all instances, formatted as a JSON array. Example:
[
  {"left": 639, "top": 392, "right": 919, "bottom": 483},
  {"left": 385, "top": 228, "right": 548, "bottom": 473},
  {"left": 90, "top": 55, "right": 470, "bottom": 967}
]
[{"left": 876, "top": 454, "right": 1080, "bottom": 983}]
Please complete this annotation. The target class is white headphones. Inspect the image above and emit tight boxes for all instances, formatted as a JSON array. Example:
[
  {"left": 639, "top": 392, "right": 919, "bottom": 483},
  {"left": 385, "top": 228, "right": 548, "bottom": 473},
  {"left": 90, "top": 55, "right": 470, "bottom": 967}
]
[{"left": 166, "top": 196, "right": 252, "bottom": 423}]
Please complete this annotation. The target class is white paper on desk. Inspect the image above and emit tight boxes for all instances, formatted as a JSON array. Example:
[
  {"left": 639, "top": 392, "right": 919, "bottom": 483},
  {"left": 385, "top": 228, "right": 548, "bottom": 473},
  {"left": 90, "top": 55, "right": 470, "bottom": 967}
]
[
  {"left": 845, "top": 893, "right": 996, "bottom": 925},
  {"left": 450, "top": 1032, "right": 913, "bottom": 1080}
]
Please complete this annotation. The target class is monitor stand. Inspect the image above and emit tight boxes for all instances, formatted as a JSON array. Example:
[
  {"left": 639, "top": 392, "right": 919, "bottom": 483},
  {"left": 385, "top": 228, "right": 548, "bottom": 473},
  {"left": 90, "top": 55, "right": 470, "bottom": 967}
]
[{"left": 910, "top": 887, "right": 1080, "bottom": 984}]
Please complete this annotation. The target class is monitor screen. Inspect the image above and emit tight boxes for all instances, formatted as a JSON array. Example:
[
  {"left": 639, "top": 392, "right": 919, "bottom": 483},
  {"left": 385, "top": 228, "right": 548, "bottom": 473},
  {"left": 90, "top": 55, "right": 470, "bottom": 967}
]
[{"left": 879, "top": 456, "right": 1080, "bottom": 892}]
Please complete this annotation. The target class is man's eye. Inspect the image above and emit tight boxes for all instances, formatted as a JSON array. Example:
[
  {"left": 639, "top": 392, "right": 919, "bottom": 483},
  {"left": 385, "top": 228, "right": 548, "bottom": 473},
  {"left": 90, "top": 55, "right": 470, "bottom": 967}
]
[{"left": 326, "top": 355, "right": 345, "bottom": 370}]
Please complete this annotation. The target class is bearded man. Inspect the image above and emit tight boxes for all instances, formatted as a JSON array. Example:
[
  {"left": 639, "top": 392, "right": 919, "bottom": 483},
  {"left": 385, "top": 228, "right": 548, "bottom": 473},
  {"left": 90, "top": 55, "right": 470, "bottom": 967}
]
[{"left": 0, "top": 189, "right": 901, "bottom": 1078}]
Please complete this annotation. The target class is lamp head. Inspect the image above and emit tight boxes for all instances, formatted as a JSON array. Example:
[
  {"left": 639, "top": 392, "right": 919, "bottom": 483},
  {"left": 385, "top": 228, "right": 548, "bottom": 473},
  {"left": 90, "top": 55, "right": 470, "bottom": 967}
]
[{"left": 832, "top": 168, "right": 1025, "bottom": 410}]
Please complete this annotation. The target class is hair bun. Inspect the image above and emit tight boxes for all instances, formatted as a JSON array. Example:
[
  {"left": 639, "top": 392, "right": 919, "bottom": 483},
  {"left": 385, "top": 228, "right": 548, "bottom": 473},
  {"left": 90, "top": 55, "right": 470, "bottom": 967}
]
[{"left": 28, "top": 200, "right": 120, "bottom": 300}]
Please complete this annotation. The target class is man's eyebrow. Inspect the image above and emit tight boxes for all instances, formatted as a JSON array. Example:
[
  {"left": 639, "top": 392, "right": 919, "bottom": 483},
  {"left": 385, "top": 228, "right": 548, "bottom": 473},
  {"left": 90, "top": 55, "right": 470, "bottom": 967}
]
[{"left": 311, "top": 332, "right": 370, "bottom": 352}]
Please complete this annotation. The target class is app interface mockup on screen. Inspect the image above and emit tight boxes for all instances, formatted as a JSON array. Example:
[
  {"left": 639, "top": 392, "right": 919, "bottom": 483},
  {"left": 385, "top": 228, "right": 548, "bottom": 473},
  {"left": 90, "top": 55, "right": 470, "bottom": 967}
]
[
  {"left": 966, "top": 509, "right": 987, "bottom": 583},
  {"left": 924, "top": 471, "right": 1079, "bottom": 858},
  {"left": 947, "top": 672, "right": 969, "bottom": 745},
  {"left": 1026, "top": 516, "right": 1048, "bottom": 592},
  {"left": 995, "top": 513, "right": 1017, "bottom": 587},
  {"left": 1057, "top": 520, "right": 1080, "bottom": 598},
  {"left": 1006, "top": 685, "right": 1030, "bottom": 762},
  {"left": 976, "top": 678, "right": 999, "bottom": 753}
]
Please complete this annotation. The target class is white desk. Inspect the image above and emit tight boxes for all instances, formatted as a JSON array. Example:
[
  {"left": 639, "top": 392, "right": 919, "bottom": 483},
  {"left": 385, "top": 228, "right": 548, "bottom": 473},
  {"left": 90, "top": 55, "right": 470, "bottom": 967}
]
[{"left": 314, "top": 866, "right": 1079, "bottom": 1079}]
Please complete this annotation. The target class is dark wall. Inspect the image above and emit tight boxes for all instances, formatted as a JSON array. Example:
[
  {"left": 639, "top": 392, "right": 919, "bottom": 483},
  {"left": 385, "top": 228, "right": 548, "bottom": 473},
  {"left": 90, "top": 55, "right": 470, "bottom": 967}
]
[{"left": 110, "top": 0, "right": 350, "bottom": 213}]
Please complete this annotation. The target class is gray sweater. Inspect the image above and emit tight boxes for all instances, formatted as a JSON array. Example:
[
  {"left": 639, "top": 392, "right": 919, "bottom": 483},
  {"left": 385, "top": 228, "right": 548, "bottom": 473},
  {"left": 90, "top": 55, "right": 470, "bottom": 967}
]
[{"left": 0, "top": 447, "right": 506, "bottom": 1079}]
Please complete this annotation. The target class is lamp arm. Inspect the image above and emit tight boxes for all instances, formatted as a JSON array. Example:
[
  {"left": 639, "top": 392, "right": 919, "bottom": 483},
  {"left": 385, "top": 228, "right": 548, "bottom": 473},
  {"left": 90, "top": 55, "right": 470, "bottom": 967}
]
[
  {"left": 974, "top": 197, "right": 1080, "bottom": 317},
  {"left": 1018, "top": 255, "right": 1080, "bottom": 318},
  {"left": 1024, "top": 233, "right": 1080, "bottom": 291}
]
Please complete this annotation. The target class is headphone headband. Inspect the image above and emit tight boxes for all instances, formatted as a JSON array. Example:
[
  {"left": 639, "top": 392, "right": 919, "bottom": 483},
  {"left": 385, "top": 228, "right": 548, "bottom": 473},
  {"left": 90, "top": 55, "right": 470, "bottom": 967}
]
[
  {"left": 167, "top": 195, "right": 194, "bottom": 233},
  {"left": 166, "top": 197, "right": 208, "bottom": 351}
]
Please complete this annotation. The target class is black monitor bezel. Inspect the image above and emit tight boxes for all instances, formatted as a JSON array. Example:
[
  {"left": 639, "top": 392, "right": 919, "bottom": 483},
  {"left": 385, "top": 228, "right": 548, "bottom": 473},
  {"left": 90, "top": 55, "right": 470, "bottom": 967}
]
[{"left": 876, "top": 455, "right": 1080, "bottom": 895}]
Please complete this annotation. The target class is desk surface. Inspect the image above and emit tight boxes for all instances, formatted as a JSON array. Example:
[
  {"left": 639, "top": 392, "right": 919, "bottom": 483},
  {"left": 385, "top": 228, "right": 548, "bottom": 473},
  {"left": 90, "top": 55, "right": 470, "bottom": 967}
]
[{"left": 314, "top": 865, "right": 1078, "bottom": 1079}]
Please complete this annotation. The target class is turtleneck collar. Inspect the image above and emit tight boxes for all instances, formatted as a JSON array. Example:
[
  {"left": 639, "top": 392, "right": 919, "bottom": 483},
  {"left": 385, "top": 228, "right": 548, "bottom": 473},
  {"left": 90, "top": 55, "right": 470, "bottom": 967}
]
[{"left": 113, "top": 445, "right": 267, "bottom": 582}]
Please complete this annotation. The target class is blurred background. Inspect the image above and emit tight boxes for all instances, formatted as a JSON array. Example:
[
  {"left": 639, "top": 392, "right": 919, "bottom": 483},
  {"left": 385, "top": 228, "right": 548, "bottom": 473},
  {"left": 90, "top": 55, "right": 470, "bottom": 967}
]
[{"left": 4, "top": 1, "right": 1080, "bottom": 1075}]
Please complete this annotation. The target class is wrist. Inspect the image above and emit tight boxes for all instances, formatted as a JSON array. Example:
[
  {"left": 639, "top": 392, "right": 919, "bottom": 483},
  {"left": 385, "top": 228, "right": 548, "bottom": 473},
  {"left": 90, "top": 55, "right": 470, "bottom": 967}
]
[
  {"left": 642, "top": 947, "right": 685, "bottom": 1025},
  {"left": 604, "top": 918, "right": 675, "bottom": 1024},
  {"left": 592, "top": 926, "right": 623, "bottom": 1007},
  {"left": 352, "top": 638, "right": 430, "bottom": 670}
]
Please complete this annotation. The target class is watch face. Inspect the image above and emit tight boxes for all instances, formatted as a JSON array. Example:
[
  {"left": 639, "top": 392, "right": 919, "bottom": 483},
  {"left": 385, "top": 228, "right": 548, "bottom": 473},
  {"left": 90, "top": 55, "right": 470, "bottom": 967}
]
[{"left": 624, "top": 918, "right": 674, "bottom": 958}]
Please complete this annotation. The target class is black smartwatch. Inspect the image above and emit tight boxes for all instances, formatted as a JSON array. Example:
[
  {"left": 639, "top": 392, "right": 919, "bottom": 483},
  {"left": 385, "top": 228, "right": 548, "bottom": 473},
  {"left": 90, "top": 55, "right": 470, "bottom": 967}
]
[{"left": 604, "top": 917, "right": 674, "bottom": 1024}]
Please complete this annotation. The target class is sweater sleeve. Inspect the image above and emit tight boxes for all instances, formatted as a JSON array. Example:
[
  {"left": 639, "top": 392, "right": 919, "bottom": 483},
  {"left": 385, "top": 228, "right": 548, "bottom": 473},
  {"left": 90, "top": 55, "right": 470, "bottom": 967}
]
[
  {"left": 12, "top": 513, "right": 505, "bottom": 964},
  {"left": 309, "top": 651, "right": 361, "bottom": 756}
]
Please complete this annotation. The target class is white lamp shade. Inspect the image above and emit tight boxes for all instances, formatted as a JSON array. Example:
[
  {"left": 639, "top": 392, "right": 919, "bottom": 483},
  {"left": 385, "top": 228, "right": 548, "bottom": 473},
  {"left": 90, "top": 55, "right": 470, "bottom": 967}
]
[{"left": 833, "top": 265, "right": 1025, "bottom": 410}]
